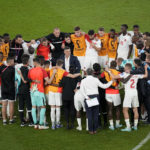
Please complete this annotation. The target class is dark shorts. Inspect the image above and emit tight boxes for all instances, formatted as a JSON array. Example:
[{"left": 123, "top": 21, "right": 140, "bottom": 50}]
[{"left": 2, "top": 93, "right": 15, "bottom": 101}]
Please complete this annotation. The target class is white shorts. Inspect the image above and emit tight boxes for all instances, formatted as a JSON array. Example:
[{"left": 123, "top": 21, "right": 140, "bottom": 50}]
[
  {"left": 123, "top": 93, "right": 139, "bottom": 108},
  {"left": 74, "top": 90, "right": 86, "bottom": 112},
  {"left": 108, "top": 58, "right": 115, "bottom": 67},
  {"left": 106, "top": 94, "right": 121, "bottom": 106},
  {"left": 98, "top": 55, "right": 108, "bottom": 68},
  {"left": 83, "top": 56, "right": 98, "bottom": 71},
  {"left": 48, "top": 92, "right": 62, "bottom": 106},
  {"left": 77, "top": 56, "right": 85, "bottom": 70}
]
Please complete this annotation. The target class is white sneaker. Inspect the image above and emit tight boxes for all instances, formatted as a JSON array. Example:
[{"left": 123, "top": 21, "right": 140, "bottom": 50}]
[
  {"left": 76, "top": 126, "right": 82, "bottom": 131},
  {"left": 39, "top": 125, "right": 49, "bottom": 130},
  {"left": 34, "top": 125, "right": 39, "bottom": 129}
]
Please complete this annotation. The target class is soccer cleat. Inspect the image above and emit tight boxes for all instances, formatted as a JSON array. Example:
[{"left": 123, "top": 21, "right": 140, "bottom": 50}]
[
  {"left": 20, "top": 122, "right": 26, "bottom": 127},
  {"left": 132, "top": 126, "right": 138, "bottom": 131},
  {"left": 56, "top": 124, "right": 63, "bottom": 129},
  {"left": 116, "top": 124, "right": 123, "bottom": 128},
  {"left": 3, "top": 121, "right": 7, "bottom": 125},
  {"left": 28, "top": 123, "right": 34, "bottom": 127},
  {"left": 121, "top": 127, "right": 131, "bottom": 132},
  {"left": 9, "top": 120, "right": 15, "bottom": 124},
  {"left": 39, "top": 125, "right": 49, "bottom": 130},
  {"left": 51, "top": 125, "right": 56, "bottom": 130},
  {"left": 76, "top": 126, "right": 82, "bottom": 131},
  {"left": 109, "top": 126, "right": 115, "bottom": 131},
  {"left": 34, "top": 124, "right": 39, "bottom": 129}
]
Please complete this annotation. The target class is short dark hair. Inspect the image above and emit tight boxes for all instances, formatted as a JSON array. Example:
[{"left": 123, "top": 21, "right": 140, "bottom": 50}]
[
  {"left": 15, "top": 34, "right": 22, "bottom": 39},
  {"left": 7, "top": 56, "right": 14, "bottom": 63},
  {"left": 121, "top": 24, "right": 128, "bottom": 29},
  {"left": 44, "top": 60, "right": 50, "bottom": 65},
  {"left": 136, "top": 40, "right": 144, "bottom": 49},
  {"left": 86, "top": 68, "right": 93, "bottom": 75},
  {"left": 69, "top": 65, "right": 76, "bottom": 74},
  {"left": 74, "top": 26, "right": 80, "bottom": 31},
  {"left": 0, "top": 52, "right": 3, "bottom": 55},
  {"left": 88, "top": 30, "right": 95, "bottom": 35},
  {"left": 125, "top": 63, "right": 132, "bottom": 69},
  {"left": 41, "top": 37, "right": 48, "bottom": 43},
  {"left": 3, "top": 33, "right": 9, "bottom": 37},
  {"left": 36, "top": 55, "right": 45, "bottom": 65},
  {"left": 110, "top": 29, "right": 116, "bottom": 33},
  {"left": 99, "top": 27, "right": 104, "bottom": 31},
  {"left": 134, "top": 58, "right": 142, "bottom": 66},
  {"left": 56, "top": 59, "right": 64, "bottom": 66},
  {"left": 33, "top": 57, "right": 40, "bottom": 64},
  {"left": 93, "top": 63, "right": 101, "bottom": 72},
  {"left": 28, "top": 46, "right": 35, "bottom": 54},
  {"left": 65, "top": 33, "right": 70, "bottom": 38},
  {"left": 64, "top": 46, "right": 71, "bottom": 51},
  {"left": 133, "top": 25, "right": 139, "bottom": 28},
  {"left": 22, "top": 54, "right": 30, "bottom": 65},
  {"left": 110, "top": 60, "right": 117, "bottom": 68}
]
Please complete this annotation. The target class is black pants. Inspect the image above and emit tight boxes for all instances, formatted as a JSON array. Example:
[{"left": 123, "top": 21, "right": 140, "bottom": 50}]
[
  {"left": 18, "top": 94, "right": 32, "bottom": 123},
  {"left": 63, "top": 100, "right": 76, "bottom": 125},
  {"left": 85, "top": 95, "right": 99, "bottom": 132}
]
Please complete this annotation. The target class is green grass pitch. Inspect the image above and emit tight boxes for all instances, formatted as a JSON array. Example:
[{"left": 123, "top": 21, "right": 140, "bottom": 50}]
[{"left": 0, "top": 0, "right": 150, "bottom": 150}]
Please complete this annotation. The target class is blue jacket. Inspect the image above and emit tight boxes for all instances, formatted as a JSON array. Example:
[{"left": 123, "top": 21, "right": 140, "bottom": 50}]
[{"left": 60, "top": 54, "right": 81, "bottom": 73}]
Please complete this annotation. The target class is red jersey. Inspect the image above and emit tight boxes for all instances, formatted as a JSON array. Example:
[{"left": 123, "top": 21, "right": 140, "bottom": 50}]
[{"left": 28, "top": 67, "right": 48, "bottom": 93}]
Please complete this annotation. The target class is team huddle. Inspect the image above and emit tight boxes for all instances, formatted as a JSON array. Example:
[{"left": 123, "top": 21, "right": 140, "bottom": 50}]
[{"left": 0, "top": 24, "right": 150, "bottom": 134}]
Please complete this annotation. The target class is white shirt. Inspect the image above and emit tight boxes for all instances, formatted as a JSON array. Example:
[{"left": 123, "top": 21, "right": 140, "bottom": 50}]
[
  {"left": 117, "top": 34, "right": 132, "bottom": 59},
  {"left": 22, "top": 41, "right": 40, "bottom": 67},
  {"left": 85, "top": 39, "right": 101, "bottom": 57},
  {"left": 65, "top": 56, "right": 70, "bottom": 72},
  {"left": 80, "top": 75, "right": 113, "bottom": 99},
  {"left": 119, "top": 72, "right": 144, "bottom": 93}
]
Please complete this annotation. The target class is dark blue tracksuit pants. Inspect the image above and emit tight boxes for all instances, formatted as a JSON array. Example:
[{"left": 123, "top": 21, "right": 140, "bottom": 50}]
[{"left": 85, "top": 95, "right": 99, "bottom": 132}]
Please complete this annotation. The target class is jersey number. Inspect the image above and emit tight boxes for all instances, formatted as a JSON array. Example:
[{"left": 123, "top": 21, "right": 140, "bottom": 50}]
[
  {"left": 111, "top": 41, "right": 115, "bottom": 49},
  {"left": 76, "top": 40, "right": 80, "bottom": 49},
  {"left": 130, "top": 79, "right": 135, "bottom": 88}
]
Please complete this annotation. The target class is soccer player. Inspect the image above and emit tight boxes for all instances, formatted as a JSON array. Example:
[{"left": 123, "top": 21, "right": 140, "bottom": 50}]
[
  {"left": 37, "top": 37, "right": 54, "bottom": 61},
  {"left": 83, "top": 30, "right": 101, "bottom": 70},
  {"left": 28, "top": 57, "right": 56, "bottom": 129},
  {"left": 71, "top": 26, "right": 86, "bottom": 70},
  {"left": 132, "top": 35, "right": 140, "bottom": 59},
  {"left": 0, "top": 57, "right": 15, "bottom": 125},
  {"left": 128, "top": 25, "right": 142, "bottom": 37},
  {"left": 97, "top": 27, "right": 109, "bottom": 68},
  {"left": 108, "top": 29, "right": 118, "bottom": 66},
  {"left": 3, "top": 33, "right": 11, "bottom": 44},
  {"left": 74, "top": 81, "right": 87, "bottom": 131},
  {"left": 109, "top": 63, "right": 148, "bottom": 131},
  {"left": 10, "top": 34, "right": 23, "bottom": 63},
  {"left": 117, "top": 24, "right": 133, "bottom": 60},
  {"left": 17, "top": 54, "right": 33, "bottom": 126},
  {"left": 61, "top": 33, "right": 74, "bottom": 55},
  {"left": 104, "top": 61, "right": 122, "bottom": 130},
  {"left": 47, "top": 59, "right": 81, "bottom": 130},
  {"left": 0, "top": 37, "right": 9, "bottom": 62},
  {"left": 45, "top": 27, "right": 65, "bottom": 61}
]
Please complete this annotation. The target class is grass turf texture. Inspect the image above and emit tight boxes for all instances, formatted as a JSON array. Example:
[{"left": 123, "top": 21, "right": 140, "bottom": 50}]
[{"left": 0, "top": 0, "right": 150, "bottom": 149}]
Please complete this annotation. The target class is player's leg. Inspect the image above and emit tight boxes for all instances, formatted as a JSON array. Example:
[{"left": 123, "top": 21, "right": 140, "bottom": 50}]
[
  {"left": 93, "top": 105, "right": 99, "bottom": 134},
  {"left": 26, "top": 93, "right": 33, "bottom": 126},
  {"left": 106, "top": 94, "right": 114, "bottom": 130},
  {"left": 2, "top": 100, "right": 8, "bottom": 125},
  {"left": 55, "top": 93, "right": 63, "bottom": 128},
  {"left": 18, "top": 94, "right": 25, "bottom": 126},
  {"left": 38, "top": 92, "right": 48, "bottom": 129},
  {"left": 132, "top": 107, "right": 139, "bottom": 130},
  {"left": 48, "top": 92, "right": 56, "bottom": 129},
  {"left": 114, "top": 94, "right": 122, "bottom": 128},
  {"left": 83, "top": 56, "right": 91, "bottom": 72},
  {"left": 121, "top": 107, "right": 131, "bottom": 131},
  {"left": 8, "top": 100, "right": 15, "bottom": 124}
]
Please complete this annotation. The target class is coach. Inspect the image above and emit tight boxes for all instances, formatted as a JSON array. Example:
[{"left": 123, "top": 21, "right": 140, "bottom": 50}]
[
  {"left": 60, "top": 46, "right": 81, "bottom": 73},
  {"left": 80, "top": 68, "right": 113, "bottom": 134}
]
